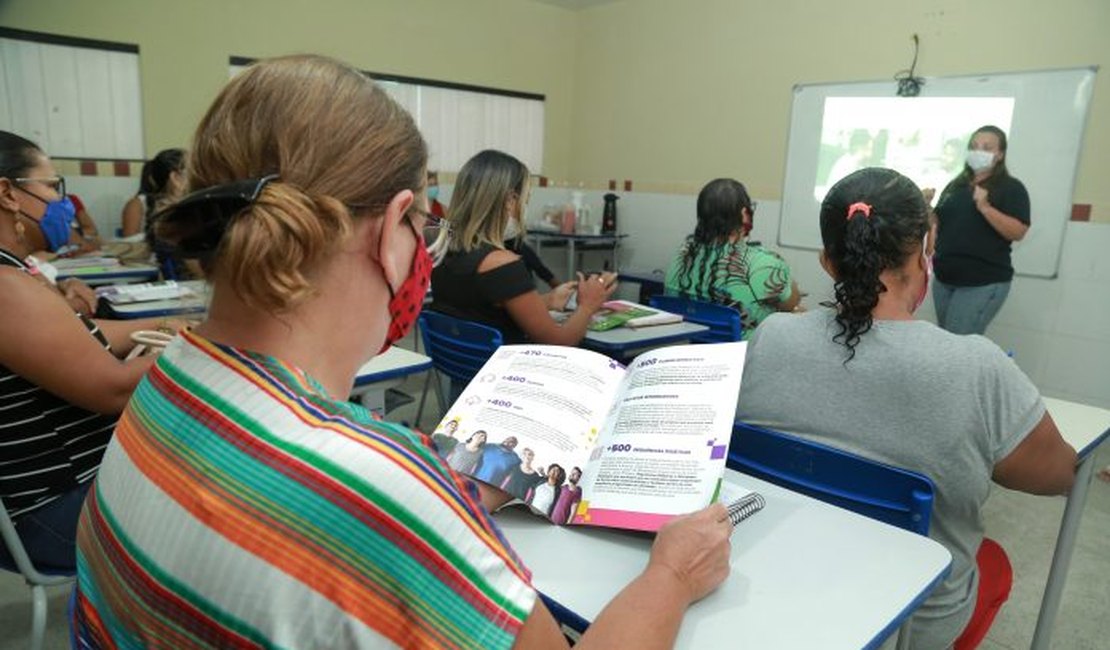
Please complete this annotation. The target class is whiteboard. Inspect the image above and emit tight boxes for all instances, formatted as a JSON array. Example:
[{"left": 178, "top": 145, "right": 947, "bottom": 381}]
[{"left": 778, "top": 67, "right": 1097, "bottom": 278}]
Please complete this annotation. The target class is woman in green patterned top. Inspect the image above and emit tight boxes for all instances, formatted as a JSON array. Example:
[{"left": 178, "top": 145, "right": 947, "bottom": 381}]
[{"left": 666, "top": 178, "right": 801, "bottom": 338}]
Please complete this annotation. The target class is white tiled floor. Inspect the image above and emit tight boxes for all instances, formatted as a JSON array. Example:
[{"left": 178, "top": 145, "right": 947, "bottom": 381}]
[{"left": 3, "top": 362, "right": 1108, "bottom": 649}]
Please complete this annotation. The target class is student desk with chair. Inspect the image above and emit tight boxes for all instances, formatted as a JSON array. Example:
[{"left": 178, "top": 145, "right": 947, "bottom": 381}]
[
  {"left": 526, "top": 230, "right": 627, "bottom": 279},
  {"left": 581, "top": 321, "right": 709, "bottom": 359},
  {"left": 351, "top": 346, "right": 434, "bottom": 416},
  {"left": 1031, "top": 396, "right": 1110, "bottom": 649},
  {"left": 496, "top": 468, "right": 952, "bottom": 649}
]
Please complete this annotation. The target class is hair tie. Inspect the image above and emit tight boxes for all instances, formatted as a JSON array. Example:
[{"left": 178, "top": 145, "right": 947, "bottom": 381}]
[{"left": 846, "top": 202, "right": 872, "bottom": 221}]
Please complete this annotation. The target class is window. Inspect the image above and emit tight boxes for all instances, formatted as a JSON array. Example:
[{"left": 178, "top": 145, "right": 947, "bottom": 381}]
[
  {"left": 0, "top": 28, "right": 144, "bottom": 159},
  {"left": 230, "top": 57, "right": 545, "bottom": 173}
]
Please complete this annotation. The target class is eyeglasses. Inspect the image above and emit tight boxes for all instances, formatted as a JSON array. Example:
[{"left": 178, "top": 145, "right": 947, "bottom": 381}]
[
  {"left": 410, "top": 206, "right": 450, "bottom": 238},
  {"left": 14, "top": 176, "right": 66, "bottom": 201}
]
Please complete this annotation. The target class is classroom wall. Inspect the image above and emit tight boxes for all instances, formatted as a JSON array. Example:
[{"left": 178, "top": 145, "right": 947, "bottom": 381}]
[
  {"left": 0, "top": 0, "right": 580, "bottom": 178},
  {"left": 569, "top": 0, "right": 1110, "bottom": 222}
]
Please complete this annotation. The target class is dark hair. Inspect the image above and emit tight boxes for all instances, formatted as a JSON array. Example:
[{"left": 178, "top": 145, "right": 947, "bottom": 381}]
[
  {"left": 140, "top": 148, "right": 186, "bottom": 212},
  {"left": 819, "top": 168, "right": 929, "bottom": 362},
  {"left": 673, "top": 178, "right": 752, "bottom": 299},
  {"left": 0, "top": 131, "right": 44, "bottom": 180},
  {"left": 547, "top": 463, "right": 566, "bottom": 486},
  {"left": 944, "top": 125, "right": 1011, "bottom": 194}
]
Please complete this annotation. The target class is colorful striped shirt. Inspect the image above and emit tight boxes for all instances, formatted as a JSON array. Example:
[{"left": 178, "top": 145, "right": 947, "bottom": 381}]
[{"left": 74, "top": 330, "right": 535, "bottom": 649}]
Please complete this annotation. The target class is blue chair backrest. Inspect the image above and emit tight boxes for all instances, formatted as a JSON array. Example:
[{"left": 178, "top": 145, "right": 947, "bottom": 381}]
[
  {"left": 418, "top": 311, "right": 503, "bottom": 383},
  {"left": 649, "top": 295, "right": 742, "bottom": 343},
  {"left": 728, "top": 422, "right": 935, "bottom": 536}
]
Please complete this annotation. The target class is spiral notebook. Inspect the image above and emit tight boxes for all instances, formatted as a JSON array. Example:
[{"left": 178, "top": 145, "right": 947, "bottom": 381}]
[{"left": 718, "top": 482, "right": 766, "bottom": 527}]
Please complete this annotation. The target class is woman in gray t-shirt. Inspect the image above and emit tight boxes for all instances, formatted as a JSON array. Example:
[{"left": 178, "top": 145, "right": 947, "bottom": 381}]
[{"left": 736, "top": 168, "right": 1076, "bottom": 650}]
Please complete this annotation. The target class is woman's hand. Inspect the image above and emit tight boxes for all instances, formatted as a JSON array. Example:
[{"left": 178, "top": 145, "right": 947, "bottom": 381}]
[
  {"left": 59, "top": 278, "right": 98, "bottom": 316},
  {"left": 972, "top": 184, "right": 989, "bottom": 209},
  {"left": 647, "top": 503, "right": 733, "bottom": 604},
  {"left": 574, "top": 272, "right": 618, "bottom": 312},
  {"left": 545, "top": 281, "right": 577, "bottom": 311}
]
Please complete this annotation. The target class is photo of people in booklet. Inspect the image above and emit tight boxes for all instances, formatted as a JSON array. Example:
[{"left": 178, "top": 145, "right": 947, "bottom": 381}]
[{"left": 430, "top": 342, "right": 747, "bottom": 532}]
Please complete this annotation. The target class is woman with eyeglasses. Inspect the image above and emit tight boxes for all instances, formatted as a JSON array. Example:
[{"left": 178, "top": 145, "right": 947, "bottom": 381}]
[
  {"left": 665, "top": 178, "right": 801, "bottom": 338},
  {"left": 432, "top": 149, "right": 617, "bottom": 347},
  {"left": 0, "top": 130, "right": 188, "bottom": 572},
  {"left": 74, "top": 55, "right": 732, "bottom": 650}
]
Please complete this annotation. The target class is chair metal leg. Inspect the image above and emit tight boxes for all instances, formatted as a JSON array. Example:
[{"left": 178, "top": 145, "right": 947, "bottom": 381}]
[
  {"left": 895, "top": 620, "right": 911, "bottom": 650},
  {"left": 415, "top": 370, "right": 432, "bottom": 427},
  {"left": 31, "top": 583, "right": 47, "bottom": 650},
  {"left": 434, "top": 371, "right": 448, "bottom": 419}
]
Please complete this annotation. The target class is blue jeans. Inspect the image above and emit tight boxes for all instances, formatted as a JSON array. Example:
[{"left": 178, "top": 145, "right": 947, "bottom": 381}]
[
  {"left": 0, "top": 482, "right": 92, "bottom": 572},
  {"left": 932, "top": 280, "right": 1011, "bottom": 335}
]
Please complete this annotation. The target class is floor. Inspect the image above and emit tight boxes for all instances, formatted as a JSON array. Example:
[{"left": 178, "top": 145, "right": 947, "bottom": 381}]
[{"left": 2, "top": 347, "right": 1108, "bottom": 649}]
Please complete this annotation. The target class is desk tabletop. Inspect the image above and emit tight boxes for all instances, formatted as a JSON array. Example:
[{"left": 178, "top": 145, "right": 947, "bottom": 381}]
[
  {"left": 497, "top": 469, "right": 951, "bottom": 649},
  {"left": 1043, "top": 396, "right": 1110, "bottom": 460},
  {"left": 104, "top": 280, "right": 209, "bottom": 319},
  {"left": 353, "top": 346, "right": 433, "bottom": 386},
  {"left": 583, "top": 321, "right": 709, "bottom": 354},
  {"left": 57, "top": 262, "right": 160, "bottom": 285},
  {"left": 527, "top": 230, "right": 627, "bottom": 242}
]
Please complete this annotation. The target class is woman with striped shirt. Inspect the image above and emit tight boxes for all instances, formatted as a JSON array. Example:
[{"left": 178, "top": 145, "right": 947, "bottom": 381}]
[
  {"left": 74, "top": 55, "right": 733, "bottom": 650},
  {"left": 0, "top": 131, "right": 188, "bottom": 571}
]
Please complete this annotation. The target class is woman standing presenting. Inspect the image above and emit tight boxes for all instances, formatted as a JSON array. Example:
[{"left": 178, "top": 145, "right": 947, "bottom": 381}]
[{"left": 929, "top": 125, "right": 1029, "bottom": 335}]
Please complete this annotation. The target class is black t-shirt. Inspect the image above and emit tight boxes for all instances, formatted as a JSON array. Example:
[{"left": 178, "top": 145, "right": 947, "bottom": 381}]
[
  {"left": 430, "top": 243, "right": 536, "bottom": 343},
  {"left": 934, "top": 175, "right": 1030, "bottom": 286}
]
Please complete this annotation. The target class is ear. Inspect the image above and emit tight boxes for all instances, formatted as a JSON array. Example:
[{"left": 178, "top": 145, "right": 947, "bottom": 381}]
[
  {"left": 376, "top": 189, "right": 416, "bottom": 292},
  {"left": 0, "top": 178, "right": 20, "bottom": 213},
  {"left": 819, "top": 250, "right": 838, "bottom": 280}
]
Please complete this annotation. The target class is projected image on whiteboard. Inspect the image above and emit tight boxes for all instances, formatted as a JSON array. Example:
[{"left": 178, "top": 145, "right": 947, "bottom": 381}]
[{"left": 813, "top": 97, "right": 1015, "bottom": 201}]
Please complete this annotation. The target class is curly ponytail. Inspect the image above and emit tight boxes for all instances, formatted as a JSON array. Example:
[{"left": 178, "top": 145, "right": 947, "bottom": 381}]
[{"left": 819, "top": 168, "right": 929, "bottom": 362}]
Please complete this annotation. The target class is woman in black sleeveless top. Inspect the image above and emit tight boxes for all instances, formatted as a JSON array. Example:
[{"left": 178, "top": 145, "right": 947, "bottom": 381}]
[
  {"left": 431, "top": 150, "right": 615, "bottom": 345},
  {"left": 0, "top": 131, "right": 188, "bottom": 570}
]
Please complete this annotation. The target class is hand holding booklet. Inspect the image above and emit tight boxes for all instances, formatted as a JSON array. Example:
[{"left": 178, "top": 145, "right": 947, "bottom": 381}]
[{"left": 431, "top": 342, "right": 749, "bottom": 532}]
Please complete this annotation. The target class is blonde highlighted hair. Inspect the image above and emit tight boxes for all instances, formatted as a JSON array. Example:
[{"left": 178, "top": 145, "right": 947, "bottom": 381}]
[
  {"left": 446, "top": 150, "right": 529, "bottom": 253},
  {"left": 159, "top": 54, "right": 427, "bottom": 313}
]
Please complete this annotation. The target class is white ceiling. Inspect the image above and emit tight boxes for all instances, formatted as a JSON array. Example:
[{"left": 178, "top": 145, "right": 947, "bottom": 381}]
[{"left": 528, "top": 0, "right": 623, "bottom": 10}]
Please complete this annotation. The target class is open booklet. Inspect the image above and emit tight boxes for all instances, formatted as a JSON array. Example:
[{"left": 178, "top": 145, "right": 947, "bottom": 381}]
[
  {"left": 587, "top": 300, "right": 684, "bottom": 331},
  {"left": 431, "top": 342, "right": 747, "bottom": 532}
]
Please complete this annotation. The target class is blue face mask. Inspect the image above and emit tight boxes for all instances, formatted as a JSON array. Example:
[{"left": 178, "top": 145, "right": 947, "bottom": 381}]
[
  {"left": 32, "top": 197, "right": 76, "bottom": 252},
  {"left": 427, "top": 186, "right": 440, "bottom": 201}
]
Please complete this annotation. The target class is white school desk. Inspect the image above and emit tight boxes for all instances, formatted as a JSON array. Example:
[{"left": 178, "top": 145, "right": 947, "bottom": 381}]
[
  {"left": 55, "top": 262, "right": 159, "bottom": 286},
  {"left": 582, "top": 321, "right": 709, "bottom": 358},
  {"left": 1031, "top": 397, "right": 1110, "bottom": 649},
  {"left": 526, "top": 230, "right": 628, "bottom": 279},
  {"left": 497, "top": 469, "right": 952, "bottom": 649},
  {"left": 350, "top": 346, "right": 433, "bottom": 415},
  {"left": 102, "top": 280, "right": 209, "bottom": 319}
]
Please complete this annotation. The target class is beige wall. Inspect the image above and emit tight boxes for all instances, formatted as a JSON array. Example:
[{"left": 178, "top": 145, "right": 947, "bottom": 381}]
[
  {"left": 3, "top": 0, "right": 1108, "bottom": 219},
  {"left": 0, "top": 0, "right": 580, "bottom": 178},
  {"left": 570, "top": 0, "right": 1110, "bottom": 220}
]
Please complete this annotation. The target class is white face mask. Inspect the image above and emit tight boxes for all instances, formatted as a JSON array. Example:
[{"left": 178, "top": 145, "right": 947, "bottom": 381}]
[
  {"left": 504, "top": 216, "right": 521, "bottom": 240},
  {"left": 965, "top": 149, "right": 996, "bottom": 172}
]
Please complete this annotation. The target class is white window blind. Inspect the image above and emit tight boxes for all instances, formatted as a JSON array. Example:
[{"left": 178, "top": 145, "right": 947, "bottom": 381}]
[
  {"left": 0, "top": 31, "right": 143, "bottom": 159},
  {"left": 230, "top": 60, "right": 545, "bottom": 173}
]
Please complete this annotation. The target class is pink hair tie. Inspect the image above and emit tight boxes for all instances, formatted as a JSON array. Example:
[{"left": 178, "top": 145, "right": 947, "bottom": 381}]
[{"left": 846, "top": 202, "right": 872, "bottom": 220}]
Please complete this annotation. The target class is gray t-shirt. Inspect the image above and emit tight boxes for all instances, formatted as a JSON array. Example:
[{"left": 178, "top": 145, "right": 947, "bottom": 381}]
[{"left": 736, "top": 309, "right": 1044, "bottom": 650}]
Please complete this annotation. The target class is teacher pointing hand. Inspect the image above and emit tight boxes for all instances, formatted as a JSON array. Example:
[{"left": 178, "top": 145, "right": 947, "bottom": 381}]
[{"left": 928, "top": 125, "right": 1030, "bottom": 335}]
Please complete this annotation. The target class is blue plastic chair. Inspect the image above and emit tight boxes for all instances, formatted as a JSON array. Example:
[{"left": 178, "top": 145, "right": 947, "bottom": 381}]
[
  {"left": 648, "top": 295, "right": 742, "bottom": 343},
  {"left": 0, "top": 499, "right": 76, "bottom": 650},
  {"left": 416, "top": 311, "right": 503, "bottom": 420},
  {"left": 728, "top": 421, "right": 935, "bottom": 536}
]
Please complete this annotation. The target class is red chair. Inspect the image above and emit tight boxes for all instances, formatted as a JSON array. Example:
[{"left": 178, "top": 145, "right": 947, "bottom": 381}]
[{"left": 953, "top": 537, "right": 1013, "bottom": 650}]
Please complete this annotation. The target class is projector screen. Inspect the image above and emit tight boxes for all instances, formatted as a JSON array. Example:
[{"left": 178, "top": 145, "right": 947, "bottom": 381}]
[{"left": 779, "top": 67, "right": 1096, "bottom": 278}]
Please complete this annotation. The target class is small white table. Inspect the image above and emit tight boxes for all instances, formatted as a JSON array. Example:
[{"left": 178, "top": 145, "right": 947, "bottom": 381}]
[
  {"left": 583, "top": 321, "right": 709, "bottom": 358},
  {"left": 1031, "top": 397, "right": 1110, "bottom": 649},
  {"left": 497, "top": 469, "right": 952, "bottom": 649},
  {"left": 351, "top": 346, "right": 433, "bottom": 415},
  {"left": 102, "top": 280, "right": 210, "bottom": 319},
  {"left": 527, "top": 230, "right": 627, "bottom": 279}
]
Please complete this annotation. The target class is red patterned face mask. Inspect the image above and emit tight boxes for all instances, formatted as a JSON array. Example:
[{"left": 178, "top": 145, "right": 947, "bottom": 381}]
[{"left": 381, "top": 221, "right": 431, "bottom": 353}]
